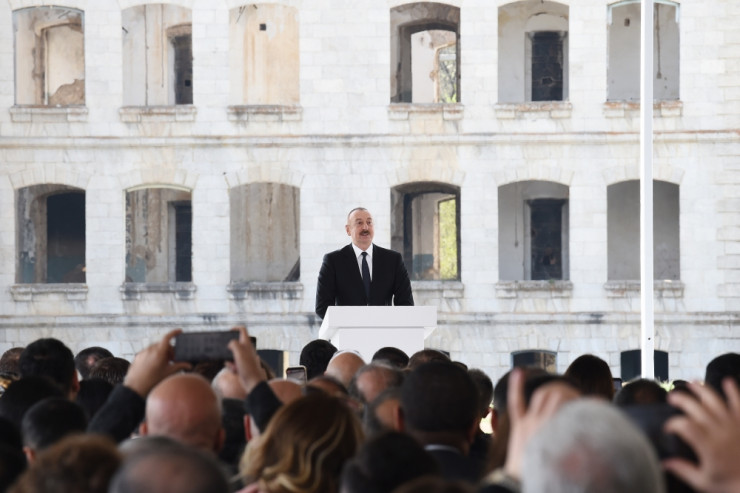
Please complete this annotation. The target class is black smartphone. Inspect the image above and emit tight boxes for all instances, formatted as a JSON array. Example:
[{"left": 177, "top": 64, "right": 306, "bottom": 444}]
[
  {"left": 173, "top": 331, "right": 248, "bottom": 363},
  {"left": 285, "top": 365, "right": 307, "bottom": 384},
  {"left": 613, "top": 377, "right": 623, "bottom": 393}
]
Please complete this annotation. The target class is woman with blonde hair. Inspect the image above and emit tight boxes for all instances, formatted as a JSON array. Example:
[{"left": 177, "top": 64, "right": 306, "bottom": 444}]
[{"left": 240, "top": 391, "right": 363, "bottom": 493}]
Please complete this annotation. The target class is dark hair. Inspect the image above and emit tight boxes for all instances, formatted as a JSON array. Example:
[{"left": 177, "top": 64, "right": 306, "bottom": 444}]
[
  {"left": 110, "top": 440, "right": 229, "bottom": 493},
  {"left": 22, "top": 398, "right": 87, "bottom": 451},
  {"left": 0, "top": 348, "right": 25, "bottom": 376},
  {"left": 10, "top": 434, "right": 121, "bottom": 493},
  {"left": 467, "top": 369, "right": 494, "bottom": 418},
  {"left": 705, "top": 353, "right": 740, "bottom": 400},
  {"left": 488, "top": 370, "right": 576, "bottom": 472},
  {"left": 74, "top": 347, "right": 114, "bottom": 380},
  {"left": 614, "top": 378, "right": 667, "bottom": 406},
  {"left": 0, "top": 443, "right": 26, "bottom": 492},
  {"left": 401, "top": 362, "right": 477, "bottom": 434},
  {"left": 89, "top": 357, "right": 130, "bottom": 386},
  {"left": 0, "top": 377, "right": 64, "bottom": 429},
  {"left": 341, "top": 431, "right": 439, "bottom": 493},
  {"left": 564, "top": 354, "right": 614, "bottom": 400},
  {"left": 19, "top": 338, "right": 76, "bottom": 396},
  {"left": 407, "top": 350, "right": 450, "bottom": 371},
  {"left": 0, "top": 417, "right": 25, "bottom": 490},
  {"left": 299, "top": 340, "right": 338, "bottom": 380},
  {"left": 372, "top": 347, "right": 409, "bottom": 369},
  {"left": 76, "top": 379, "right": 114, "bottom": 421}
]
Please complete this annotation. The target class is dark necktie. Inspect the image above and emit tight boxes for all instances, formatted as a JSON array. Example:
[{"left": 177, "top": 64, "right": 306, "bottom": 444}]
[{"left": 361, "top": 252, "right": 371, "bottom": 299}]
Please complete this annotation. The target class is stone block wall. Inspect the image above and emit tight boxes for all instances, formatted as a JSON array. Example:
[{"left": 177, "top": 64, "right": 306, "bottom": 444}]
[{"left": 0, "top": 0, "right": 738, "bottom": 384}]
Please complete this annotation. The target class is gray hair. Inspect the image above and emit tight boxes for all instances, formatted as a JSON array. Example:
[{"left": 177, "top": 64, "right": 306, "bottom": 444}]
[{"left": 522, "top": 399, "right": 665, "bottom": 493}]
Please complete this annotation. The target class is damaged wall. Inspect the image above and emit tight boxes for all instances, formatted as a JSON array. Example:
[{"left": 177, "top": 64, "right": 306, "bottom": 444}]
[
  {"left": 13, "top": 6, "right": 85, "bottom": 105},
  {"left": 125, "top": 188, "right": 192, "bottom": 283},
  {"left": 498, "top": 181, "right": 569, "bottom": 281},
  {"left": 608, "top": 180, "right": 680, "bottom": 280},
  {"left": 608, "top": 2, "right": 680, "bottom": 101},
  {"left": 122, "top": 4, "right": 192, "bottom": 106},
  {"left": 229, "top": 4, "right": 299, "bottom": 105},
  {"left": 230, "top": 183, "right": 300, "bottom": 283},
  {"left": 411, "top": 30, "right": 457, "bottom": 103},
  {"left": 16, "top": 185, "right": 85, "bottom": 284},
  {"left": 391, "top": 183, "right": 460, "bottom": 281},
  {"left": 390, "top": 2, "right": 460, "bottom": 103},
  {"left": 498, "top": 0, "right": 569, "bottom": 103}
]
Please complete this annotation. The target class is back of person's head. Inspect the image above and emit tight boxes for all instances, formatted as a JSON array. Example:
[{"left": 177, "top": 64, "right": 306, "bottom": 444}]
[
  {"left": 0, "top": 376, "right": 64, "bottom": 429},
  {"left": 489, "top": 370, "right": 575, "bottom": 471},
  {"left": 341, "top": 431, "right": 440, "bottom": 493},
  {"left": 615, "top": 378, "right": 668, "bottom": 406},
  {"left": 243, "top": 392, "right": 363, "bottom": 493},
  {"left": 0, "top": 348, "right": 24, "bottom": 376},
  {"left": 0, "top": 417, "right": 25, "bottom": 492},
  {"left": 143, "top": 373, "right": 224, "bottom": 453},
  {"left": 400, "top": 361, "right": 478, "bottom": 436},
  {"left": 564, "top": 354, "right": 614, "bottom": 400},
  {"left": 9, "top": 434, "right": 121, "bottom": 493},
  {"left": 326, "top": 351, "right": 366, "bottom": 389},
  {"left": 522, "top": 400, "right": 665, "bottom": 493},
  {"left": 21, "top": 398, "right": 87, "bottom": 454},
  {"left": 76, "top": 378, "right": 114, "bottom": 420},
  {"left": 19, "top": 338, "right": 77, "bottom": 397},
  {"left": 349, "top": 362, "right": 404, "bottom": 405},
  {"left": 407, "top": 349, "right": 450, "bottom": 371},
  {"left": 306, "top": 374, "right": 349, "bottom": 397},
  {"left": 74, "top": 347, "right": 114, "bottom": 380},
  {"left": 88, "top": 357, "right": 130, "bottom": 386},
  {"left": 705, "top": 353, "right": 740, "bottom": 400},
  {"left": 300, "top": 339, "right": 338, "bottom": 380},
  {"left": 110, "top": 438, "right": 229, "bottom": 493},
  {"left": 364, "top": 387, "right": 402, "bottom": 436},
  {"left": 372, "top": 347, "right": 409, "bottom": 369},
  {"left": 467, "top": 369, "right": 494, "bottom": 419},
  {"left": 211, "top": 367, "right": 247, "bottom": 401}
]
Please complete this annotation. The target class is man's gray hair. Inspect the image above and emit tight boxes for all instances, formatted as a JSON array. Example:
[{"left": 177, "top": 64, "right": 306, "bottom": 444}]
[
  {"left": 347, "top": 207, "right": 368, "bottom": 222},
  {"left": 522, "top": 399, "right": 665, "bottom": 493}
]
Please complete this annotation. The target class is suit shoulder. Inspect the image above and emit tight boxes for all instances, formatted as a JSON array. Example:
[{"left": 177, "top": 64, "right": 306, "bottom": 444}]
[
  {"left": 323, "top": 245, "right": 353, "bottom": 261},
  {"left": 373, "top": 244, "right": 403, "bottom": 260}
]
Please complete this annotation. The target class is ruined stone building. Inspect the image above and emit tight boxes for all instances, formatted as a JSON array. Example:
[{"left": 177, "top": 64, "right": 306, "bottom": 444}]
[{"left": 0, "top": 0, "right": 738, "bottom": 383}]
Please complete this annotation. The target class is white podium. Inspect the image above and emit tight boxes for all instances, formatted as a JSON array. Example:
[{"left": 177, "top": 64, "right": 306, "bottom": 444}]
[{"left": 318, "top": 306, "right": 437, "bottom": 362}]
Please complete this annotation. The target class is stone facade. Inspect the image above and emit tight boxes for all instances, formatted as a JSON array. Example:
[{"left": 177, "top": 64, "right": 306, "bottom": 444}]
[{"left": 0, "top": 0, "right": 739, "bottom": 385}]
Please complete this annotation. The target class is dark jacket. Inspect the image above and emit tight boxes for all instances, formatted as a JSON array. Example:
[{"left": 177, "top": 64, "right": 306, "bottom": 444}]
[{"left": 315, "top": 243, "right": 414, "bottom": 318}]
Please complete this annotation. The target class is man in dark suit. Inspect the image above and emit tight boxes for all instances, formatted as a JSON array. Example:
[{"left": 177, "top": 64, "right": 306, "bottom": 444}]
[{"left": 315, "top": 207, "right": 414, "bottom": 319}]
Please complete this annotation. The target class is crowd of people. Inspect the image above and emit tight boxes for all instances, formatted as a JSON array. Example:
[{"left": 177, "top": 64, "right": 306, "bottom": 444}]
[{"left": 1, "top": 328, "right": 740, "bottom": 493}]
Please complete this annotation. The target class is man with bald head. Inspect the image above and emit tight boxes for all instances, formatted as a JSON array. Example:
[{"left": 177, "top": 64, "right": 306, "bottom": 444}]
[
  {"left": 315, "top": 207, "right": 414, "bottom": 319},
  {"left": 141, "top": 373, "right": 224, "bottom": 454},
  {"left": 325, "top": 350, "right": 366, "bottom": 389}
]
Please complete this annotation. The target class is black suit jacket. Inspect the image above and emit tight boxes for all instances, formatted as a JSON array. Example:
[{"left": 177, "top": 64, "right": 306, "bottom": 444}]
[{"left": 315, "top": 243, "right": 414, "bottom": 318}]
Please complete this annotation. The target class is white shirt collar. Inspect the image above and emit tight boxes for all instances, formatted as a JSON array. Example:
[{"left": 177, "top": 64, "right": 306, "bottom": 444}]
[{"left": 351, "top": 243, "right": 373, "bottom": 259}]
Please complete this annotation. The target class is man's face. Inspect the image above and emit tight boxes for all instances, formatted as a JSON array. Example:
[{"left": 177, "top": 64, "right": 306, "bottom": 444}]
[{"left": 346, "top": 209, "right": 374, "bottom": 250}]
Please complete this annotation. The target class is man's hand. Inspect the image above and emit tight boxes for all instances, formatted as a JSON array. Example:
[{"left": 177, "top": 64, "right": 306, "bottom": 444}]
[
  {"left": 123, "top": 329, "right": 191, "bottom": 398},
  {"left": 227, "top": 326, "right": 266, "bottom": 394},
  {"left": 504, "top": 369, "right": 580, "bottom": 479},
  {"left": 663, "top": 378, "right": 740, "bottom": 493}
]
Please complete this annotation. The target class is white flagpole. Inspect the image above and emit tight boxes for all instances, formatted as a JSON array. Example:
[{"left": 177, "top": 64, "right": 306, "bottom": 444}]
[{"left": 640, "top": 0, "right": 655, "bottom": 379}]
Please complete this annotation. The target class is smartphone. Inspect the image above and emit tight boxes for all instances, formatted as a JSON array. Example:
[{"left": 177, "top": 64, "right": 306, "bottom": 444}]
[
  {"left": 173, "top": 331, "right": 248, "bottom": 363},
  {"left": 613, "top": 377, "right": 623, "bottom": 393},
  {"left": 285, "top": 365, "right": 307, "bottom": 384}
]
